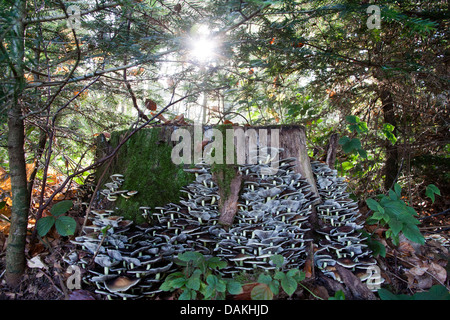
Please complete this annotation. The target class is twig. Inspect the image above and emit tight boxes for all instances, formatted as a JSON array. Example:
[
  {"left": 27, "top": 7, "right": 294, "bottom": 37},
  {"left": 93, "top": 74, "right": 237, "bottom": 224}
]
[
  {"left": 79, "top": 157, "right": 114, "bottom": 235},
  {"left": 386, "top": 252, "right": 450, "bottom": 290},
  {"left": 88, "top": 227, "right": 109, "bottom": 267},
  {"left": 419, "top": 209, "right": 449, "bottom": 220},
  {"left": 298, "top": 282, "right": 324, "bottom": 300},
  {"left": 40, "top": 269, "right": 64, "bottom": 297}
]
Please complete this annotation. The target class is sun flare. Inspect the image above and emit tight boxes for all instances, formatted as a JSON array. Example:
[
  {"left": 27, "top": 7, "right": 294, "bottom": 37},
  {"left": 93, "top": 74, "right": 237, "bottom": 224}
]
[{"left": 190, "top": 37, "right": 217, "bottom": 62}]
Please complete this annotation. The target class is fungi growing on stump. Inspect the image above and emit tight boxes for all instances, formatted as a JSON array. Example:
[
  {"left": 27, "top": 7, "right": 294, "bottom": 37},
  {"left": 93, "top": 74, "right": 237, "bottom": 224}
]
[{"left": 70, "top": 127, "right": 381, "bottom": 300}]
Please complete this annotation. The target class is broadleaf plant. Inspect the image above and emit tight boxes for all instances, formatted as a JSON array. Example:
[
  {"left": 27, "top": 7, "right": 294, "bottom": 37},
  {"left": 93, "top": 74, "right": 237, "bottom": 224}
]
[
  {"left": 425, "top": 184, "right": 441, "bottom": 203},
  {"left": 36, "top": 200, "right": 76, "bottom": 237},
  {"left": 366, "top": 183, "right": 424, "bottom": 246},
  {"left": 160, "top": 252, "right": 242, "bottom": 300},
  {"left": 250, "top": 255, "right": 305, "bottom": 300}
]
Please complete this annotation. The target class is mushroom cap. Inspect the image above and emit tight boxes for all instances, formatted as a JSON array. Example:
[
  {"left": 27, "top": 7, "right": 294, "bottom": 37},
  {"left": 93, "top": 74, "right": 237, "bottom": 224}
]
[
  {"left": 90, "top": 274, "right": 117, "bottom": 282},
  {"left": 104, "top": 276, "right": 140, "bottom": 293},
  {"left": 229, "top": 253, "right": 253, "bottom": 261},
  {"left": 336, "top": 258, "right": 359, "bottom": 268},
  {"left": 95, "top": 254, "right": 120, "bottom": 268},
  {"left": 316, "top": 226, "right": 335, "bottom": 235}
]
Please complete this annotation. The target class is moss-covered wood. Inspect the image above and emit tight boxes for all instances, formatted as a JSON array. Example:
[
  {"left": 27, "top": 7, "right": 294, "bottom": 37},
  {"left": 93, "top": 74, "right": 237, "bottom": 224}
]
[
  {"left": 96, "top": 125, "right": 319, "bottom": 224},
  {"left": 96, "top": 127, "right": 194, "bottom": 222}
]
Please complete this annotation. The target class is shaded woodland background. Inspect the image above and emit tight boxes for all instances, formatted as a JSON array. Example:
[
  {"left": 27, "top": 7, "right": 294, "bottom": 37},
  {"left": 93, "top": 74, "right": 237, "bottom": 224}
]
[{"left": 0, "top": 0, "right": 448, "bottom": 300}]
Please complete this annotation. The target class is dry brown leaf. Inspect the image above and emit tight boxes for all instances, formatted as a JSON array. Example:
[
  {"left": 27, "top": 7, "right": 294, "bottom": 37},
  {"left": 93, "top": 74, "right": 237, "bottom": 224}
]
[
  {"left": 427, "top": 262, "right": 447, "bottom": 283},
  {"left": 303, "top": 259, "right": 313, "bottom": 278},
  {"left": 398, "top": 241, "right": 416, "bottom": 256}
]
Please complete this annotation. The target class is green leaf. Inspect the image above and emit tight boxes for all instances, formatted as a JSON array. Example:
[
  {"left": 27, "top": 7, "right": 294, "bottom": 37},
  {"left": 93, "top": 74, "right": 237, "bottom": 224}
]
[
  {"left": 388, "top": 218, "right": 403, "bottom": 236},
  {"left": 425, "top": 184, "right": 441, "bottom": 203},
  {"left": 36, "top": 216, "right": 56, "bottom": 237},
  {"left": 271, "top": 254, "right": 284, "bottom": 268},
  {"left": 54, "top": 216, "right": 76, "bottom": 236},
  {"left": 413, "top": 285, "right": 450, "bottom": 300},
  {"left": 370, "top": 210, "right": 384, "bottom": 221},
  {"left": 179, "top": 289, "right": 193, "bottom": 300},
  {"left": 186, "top": 275, "right": 201, "bottom": 291},
  {"left": 366, "top": 198, "right": 380, "bottom": 212},
  {"left": 206, "top": 274, "right": 218, "bottom": 286},
  {"left": 226, "top": 280, "right": 243, "bottom": 295},
  {"left": 268, "top": 280, "right": 279, "bottom": 295},
  {"left": 280, "top": 274, "right": 297, "bottom": 296},
  {"left": 204, "top": 274, "right": 226, "bottom": 298},
  {"left": 160, "top": 272, "right": 185, "bottom": 291},
  {"left": 402, "top": 224, "right": 425, "bottom": 245},
  {"left": 378, "top": 285, "right": 450, "bottom": 300},
  {"left": 393, "top": 183, "right": 402, "bottom": 198},
  {"left": 378, "top": 288, "right": 410, "bottom": 300},
  {"left": 216, "top": 279, "right": 227, "bottom": 293},
  {"left": 388, "top": 189, "right": 398, "bottom": 201},
  {"left": 345, "top": 115, "right": 358, "bottom": 124},
  {"left": 328, "top": 290, "right": 345, "bottom": 300},
  {"left": 251, "top": 283, "right": 274, "bottom": 300},
  {"left": 346, "top": 115, "right": 368, "bottom": 134},
  {"left": 341, "top": 161, "right": 354, "bottom": 171},
  {"left": 274, "top": 271, "right": 285, "bottom": 280},
  {"left": 207, "top": 257, "right": 227, "bottom": 270},
  {"left": 159, "top": 281, "right": 173, "bottom": 291},
  {"left": 257, "top": 274, "right": 273, "bottom": 285},
  {"left": 177, "top": 251, "right": 204, "bottom": 266},
  {"left": 50, "top": 200, "right": 73, "bottom": 217},
  {"left": 170, "top": 277, "right": 188, "bottom": 289},
  {"left": 340, "top": 137, "right": 362, "bottom": 153},
  {"left": 382, "top": 123, "right": 397, "bottom": 144},
  {"left": 338, "top": 136, "right": 350, "bottom": 145},
  {"left": 357, "top": 148, "right": 367, "bottom": 159}
]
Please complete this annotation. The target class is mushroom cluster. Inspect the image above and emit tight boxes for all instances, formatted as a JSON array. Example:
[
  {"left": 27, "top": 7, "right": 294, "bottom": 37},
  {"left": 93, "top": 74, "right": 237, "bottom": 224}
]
[
  {"left": 69, "top": 210, "right": 174, "bottom": 299},
  {"left": 215, "top": 156, "right": 317, "bottom": 274},
  {"left": 71, "top": 150, "right": 322, "bottom": 299},
  {"left": 72, "top": 155, "right": 380, "bottom": 299},
  {"left": 100, "top": 174, "right": 138, "bottom": 201},
  {"left": 311, "top": 161, "right": 381, "bottom": 288}
]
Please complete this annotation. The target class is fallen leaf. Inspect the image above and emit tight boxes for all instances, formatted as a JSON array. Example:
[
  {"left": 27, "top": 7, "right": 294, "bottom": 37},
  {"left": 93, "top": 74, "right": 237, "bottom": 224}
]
[
  {"left": 27, "top": 255, "right": 48, "bottom": 270},
  {"left": 428, "top": 262, "right": 447, "bottom": 284},
  {"left": 303, "top": 259, "right": 313, "bottom": 278},
  {"left": 145, "top": 99, "right": 157, "bottom": 111},
  {"left": 398, "top": 241, "right": 416, "bottom": 256}
]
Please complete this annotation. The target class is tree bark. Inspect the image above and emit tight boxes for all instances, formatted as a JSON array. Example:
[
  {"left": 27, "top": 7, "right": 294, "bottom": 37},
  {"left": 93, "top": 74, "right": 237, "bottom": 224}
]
[
  {"left": 216, "top": 169, "right": 242, "bottom": 227},
  {"left": 380, "top": 90, "right": 399, "bottom": 191},
  {"left": 5, "top": 0, "right": 29, "bottom": 287},
  {"left": 6, "top": 106, "right": 29, "bottom": 287},
  {"left": 278, "top": 126, "right": 319, "bottom": 201},
  {"left": 325, "top": 133, "right": 339, "bottom": 169}
]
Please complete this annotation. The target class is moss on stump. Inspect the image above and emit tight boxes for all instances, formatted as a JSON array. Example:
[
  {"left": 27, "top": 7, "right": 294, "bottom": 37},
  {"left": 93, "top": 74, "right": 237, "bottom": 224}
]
[{"left": 96, "top": 127, "right": 193, "bottom": 223}]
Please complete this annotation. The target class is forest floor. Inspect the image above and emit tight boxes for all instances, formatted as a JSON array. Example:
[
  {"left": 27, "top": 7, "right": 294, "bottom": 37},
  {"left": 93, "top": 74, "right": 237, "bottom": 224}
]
[{"left": 0, "top": 184, "right": 448, "bottom": 300}]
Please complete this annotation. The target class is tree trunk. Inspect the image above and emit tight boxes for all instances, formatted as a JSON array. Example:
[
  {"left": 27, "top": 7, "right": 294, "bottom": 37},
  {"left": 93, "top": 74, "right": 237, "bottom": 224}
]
[
  {"left": 325, "top": 133, "right": 339, "bottom": 169},
  {"left": 380, "top": 90, "right": 399, "bottom": 191},
  {"left": 5, "top": 0, "right": 29, "bottom": 287},
  {"left": 216, "top": 168, "right": 242, "bottom": 227},
  {"left": 6, "top": 105, "right": 29, "bottom": 287},
  {"left": 278, "top": 125, "right": 319, "bottom": 201}
]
